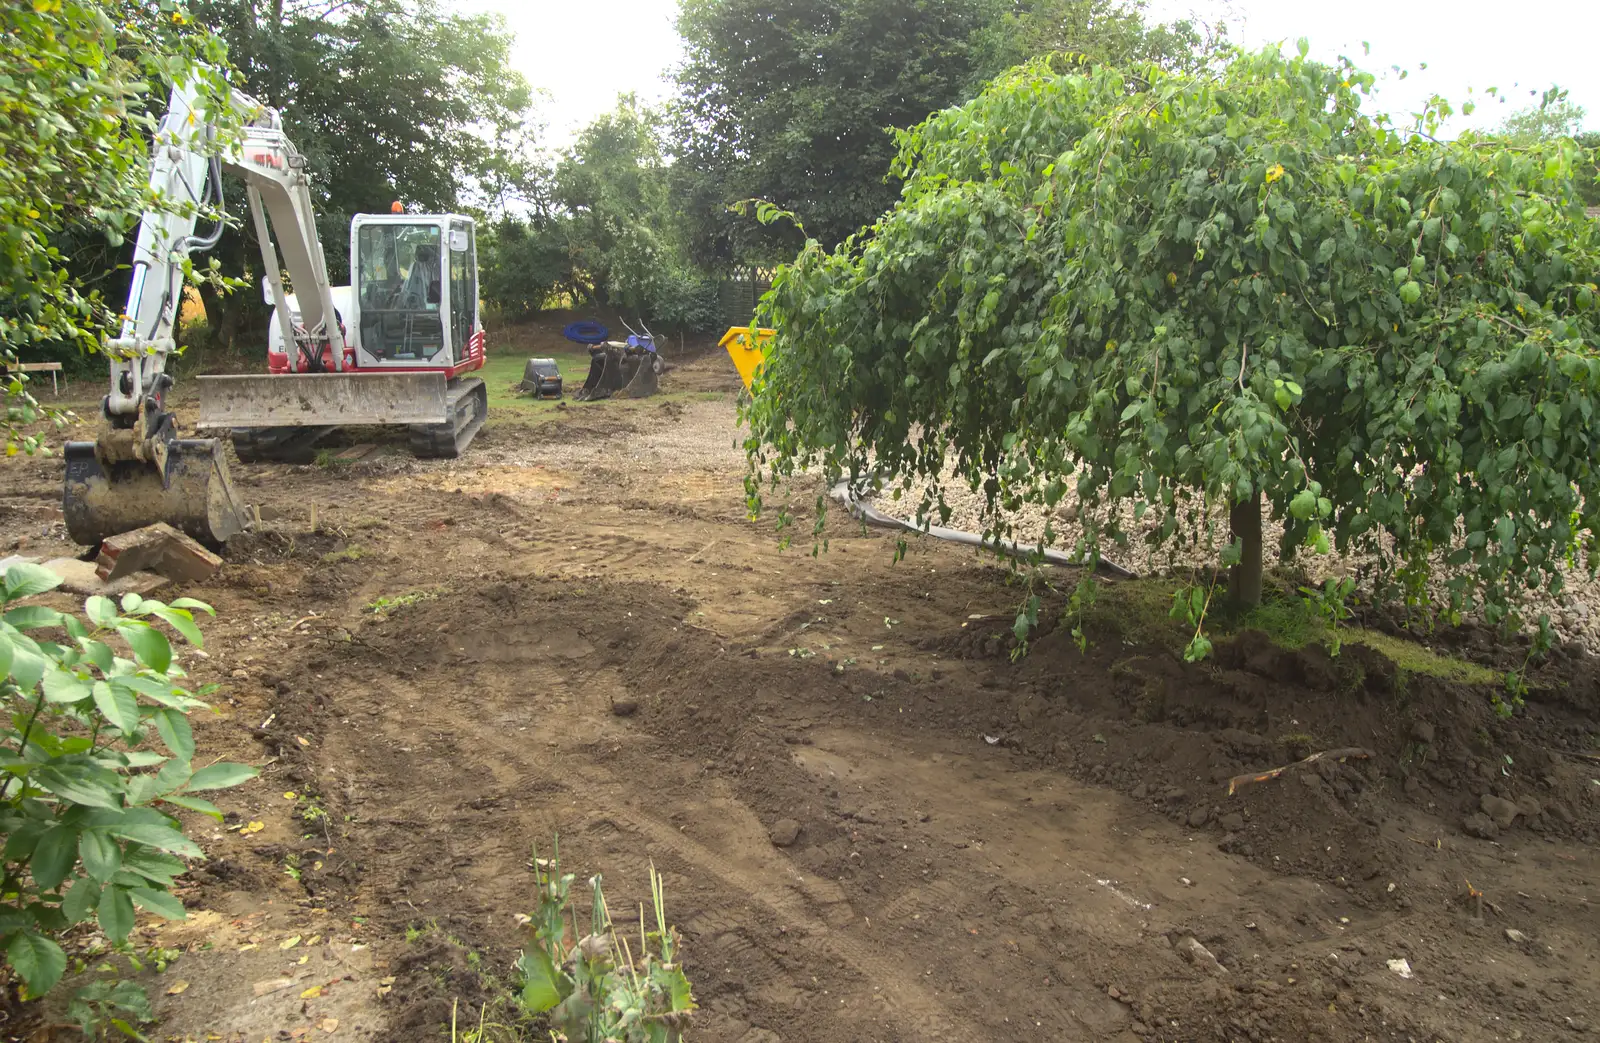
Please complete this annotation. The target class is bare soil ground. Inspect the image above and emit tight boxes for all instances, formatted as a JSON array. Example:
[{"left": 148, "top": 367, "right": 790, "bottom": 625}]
[{"left": 3, "top": 333, "right": 1600, "bottom": 1043}]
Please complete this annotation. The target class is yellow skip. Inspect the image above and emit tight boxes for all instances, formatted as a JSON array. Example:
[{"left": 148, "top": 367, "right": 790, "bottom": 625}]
[{"left": 719, "top": 326, "right": 775, "bottom": 390}]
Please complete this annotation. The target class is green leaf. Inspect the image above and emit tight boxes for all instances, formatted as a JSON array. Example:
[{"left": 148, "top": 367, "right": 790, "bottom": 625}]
[
  {"left": 168, "top": 598, "right": 215, "bottom": 616},
  {"left": 93, "top": 680, "right": 140, "bottom": 734},
  {"left": 41, "top": 665, "right": 91, "bottom": 704},
  {"left": 33, "top": 766, "right": 120, "bottom": 809},
  {"left": 152, "top": 709, "right": 194, "bottom": 761},
  {"left": 9, "top": 646, "right": 47, "bottom": 690},
  {"left": 4, "top": 820, "right": 50, "bottom": 862},
  {"left": 122, "top": 846, "right": 188, "bottom": 886},
  {"left": 98, "top": 886, "right": 135, "bottom": 944},
  {"left": 128, "top": 886, "right": 186, "bottom": 921},
  {"left": 128, "top": 757, "right": 189, "bottom": 807},
  {"left": 4, "top": 606, "right": 67, "bottom": 630},
  {"left": 159, "top": 794, "right": 223, "bottom": 821},
  {"left": 30, "top": 824, "right": 78, "bottom": 892},
  {"left": 79, "top": 830, "right": 123, "bottom": 884},
  {"left": 516, "top": 948, "right": 569, "bottom": 1013},
  {"left": 149, "top": 607, "right": 203, "bottom": 648},
  {"left": 117, "top": 624, "right": 170, "bottom": 673},
  {"left": 78, "top": 639, "right": 113, "bottom": 673},
  {"left": 85, "top": 596, "right": 118, "bottom": 626},
  {"left": 6, "top": 930, "right": 66, "bottom": 995},
  {"left": 184, "top": 762, "right": 258, "bottom": 793},
  {"left": 104, "top": 821, "right": 201, "bottom": 859},
  {"left": 62, "top": 876, "right": 102, "bottom": 924},
  {"left": 650, "top": 962, "right": 696, "bottom": 1012},
  {"left": 3, "top": 563, "right": 63, "bottom": 601}
]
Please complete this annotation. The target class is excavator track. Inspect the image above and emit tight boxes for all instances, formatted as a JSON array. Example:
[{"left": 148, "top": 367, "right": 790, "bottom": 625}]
[
  {"left": 230, "top": 425, "right": 337, "bottom": 464},
  {"left": 408, "top": 378, "right": 487, "bottom": 459}
]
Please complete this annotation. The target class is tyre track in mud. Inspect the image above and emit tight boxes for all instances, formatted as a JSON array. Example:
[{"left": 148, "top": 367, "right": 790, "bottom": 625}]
[{"left": 327, "top": 667, "right": 981, "bottom": 1042}]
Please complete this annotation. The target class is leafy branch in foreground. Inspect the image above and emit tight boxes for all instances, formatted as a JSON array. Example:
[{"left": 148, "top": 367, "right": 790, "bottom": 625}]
[
  {"left": 0, "top": 562, "right": 257, "bottom": 1008},
  {"left": 741, "top": 44, "right": 1600, "bottom": 673},
  {"left": 516, "top": 839, "right": 694, "bottom": 1043}
]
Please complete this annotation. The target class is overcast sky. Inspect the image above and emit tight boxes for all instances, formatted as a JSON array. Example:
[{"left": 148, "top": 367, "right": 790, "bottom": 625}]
[{"left": 465, "top": 0, "right": 1598, "bottom": 146}]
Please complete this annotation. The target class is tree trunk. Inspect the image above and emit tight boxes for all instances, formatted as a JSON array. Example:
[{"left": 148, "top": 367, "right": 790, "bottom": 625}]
[
  {"left": 197, "top": 282, "right": 222, "bottom": 346},
  {"left": 213, "top": 292, "right": 243, "bottom": 352},
  {"left": 1229, "top": 491, "right": 1263, "bottom": 608}
]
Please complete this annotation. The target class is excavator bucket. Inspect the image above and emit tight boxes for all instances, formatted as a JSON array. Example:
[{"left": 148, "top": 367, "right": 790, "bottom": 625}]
[
  {"left": 574, "top": 346, "right": 624, "bottom": 401},
  {"left": 63, "top": 437, "right": 249, "bottom": 548},
  {"left": 617, "top": 351, "right": 661, "bottom": 398},
  {"left": 574, "top": 345, "right": 661, "bottom": 401}
]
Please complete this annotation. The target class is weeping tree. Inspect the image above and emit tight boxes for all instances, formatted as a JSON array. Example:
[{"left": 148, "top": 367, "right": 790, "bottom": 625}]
[{"left": 741, "top": 45, "right": 1600, "bottom": 660}]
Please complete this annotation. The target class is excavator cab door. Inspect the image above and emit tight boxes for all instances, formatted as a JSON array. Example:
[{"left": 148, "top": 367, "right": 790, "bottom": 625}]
[{"left": 352, "top": 218, "right": 456, "bottom": 367}]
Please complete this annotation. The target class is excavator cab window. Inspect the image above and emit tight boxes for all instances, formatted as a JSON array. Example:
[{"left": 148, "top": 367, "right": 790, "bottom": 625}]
[{"left": 356, "top": 223, "right": 446, "bottom": 361}]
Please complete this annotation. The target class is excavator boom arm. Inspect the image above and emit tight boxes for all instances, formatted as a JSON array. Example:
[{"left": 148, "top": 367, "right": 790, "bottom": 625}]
[{"left": 68, "top": 75, "right": 345, "bottom": 548}]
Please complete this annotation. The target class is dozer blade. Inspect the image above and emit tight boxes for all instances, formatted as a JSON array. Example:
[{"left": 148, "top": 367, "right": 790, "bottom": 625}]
[
  {"left": 195, "top": 372, "right": 450, "bottom": 429},
  {"left": 63, "top": 438, "right": 249, "bottom": 548}
]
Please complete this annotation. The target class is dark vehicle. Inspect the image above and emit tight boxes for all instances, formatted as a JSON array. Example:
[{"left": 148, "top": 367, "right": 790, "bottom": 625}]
[{"left": 521, "top": 357, "right": 563, "bottom": 399}]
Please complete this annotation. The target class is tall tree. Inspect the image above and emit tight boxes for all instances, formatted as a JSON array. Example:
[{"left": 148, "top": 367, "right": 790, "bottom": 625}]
[
  {"left": 969, "top": 0, "right": 1223, "bottom": 81},
  {"left": 674, "top": 0, "right": 1003, "bottom": 262},
  {"left": 185, "top": 0, "right": 535, "bottom": 347},
  {"left": 538, "top": 97, "right": 720, "bottom": 332},
  {"left": 1495, "top": 87, "right": 1587, "bottom": 144},
  {"left": 1494, "top": 87, "right": 1597, "bottom": 208},
  {"left": 671, "top": 0, "right": 1221, "bottom": 267}
]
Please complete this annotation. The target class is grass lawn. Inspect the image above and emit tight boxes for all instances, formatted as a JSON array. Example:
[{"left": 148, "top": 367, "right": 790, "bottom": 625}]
[{"left": 476, "top": 348, "right": 724, "bottom": 426}]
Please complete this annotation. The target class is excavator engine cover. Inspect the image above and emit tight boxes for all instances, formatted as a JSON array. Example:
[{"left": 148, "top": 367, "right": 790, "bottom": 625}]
[{"left": 63, "top": 437, "right": 248, "bottom": 547}]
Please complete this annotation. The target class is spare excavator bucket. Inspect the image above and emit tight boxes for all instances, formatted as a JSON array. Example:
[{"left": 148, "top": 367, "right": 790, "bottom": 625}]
[
  {"left": 63, "top": 437, "right": 249, "bottom": 548},
  {"left": 618, "top": 351, "right": 661, "bottom": 398},
  {"left": 574, "top": 346, "right": 626, "bottom": 401},
  {"left": 574, "top": 346, "right": 661, "bottom": 401}
]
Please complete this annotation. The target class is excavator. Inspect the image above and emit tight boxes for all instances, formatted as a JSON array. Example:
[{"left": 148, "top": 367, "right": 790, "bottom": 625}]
[{"left": 62, "top": 78, "right": 488, "bottom": 548}]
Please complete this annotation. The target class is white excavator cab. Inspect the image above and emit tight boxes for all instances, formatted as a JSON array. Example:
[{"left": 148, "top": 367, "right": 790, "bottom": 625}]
[
  {"left": 195, "top": 213, "right": 487, "bottom": 465},
  {"left": 347, "top": 215, "right": 480, "bottom": 369}
]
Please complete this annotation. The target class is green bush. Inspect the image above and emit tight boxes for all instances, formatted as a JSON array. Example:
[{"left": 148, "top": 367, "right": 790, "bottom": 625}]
[
  {"left": 0, "top": 563, "right": 256, "bottom": 1012},
  {"left": 480, "top": 218, "right": 579, "bottom": 318},
  {"left": 644, "top": 268, "right": 722, "bottom": 336}
]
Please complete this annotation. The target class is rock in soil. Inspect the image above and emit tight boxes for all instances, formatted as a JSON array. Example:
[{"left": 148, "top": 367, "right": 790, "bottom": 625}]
[
  {"left": 1481, "top": 793, "right": 1520, "bottom": 829},
  {"left": 610, "top": 696, "right": 639, "bottom": 717},
  {"left": 1463, "top": 812, "right": 1500, "bottom": 840},
  {"left": 1175, "top": 936, "right": 1227, "bottom": 975},
  {"left": 769, "top": 818, "right": 802, "bottom": 847}
]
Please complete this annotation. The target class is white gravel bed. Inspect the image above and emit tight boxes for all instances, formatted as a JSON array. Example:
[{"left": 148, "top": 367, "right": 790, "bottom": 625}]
[{"left": 867, "top": 464, "right": 1600, "bottom": 653}]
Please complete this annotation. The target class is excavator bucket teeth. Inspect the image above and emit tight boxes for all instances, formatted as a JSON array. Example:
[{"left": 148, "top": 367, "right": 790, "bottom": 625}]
[{"left": 63, "top": 438, "right": 249, "bottom": 548}]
